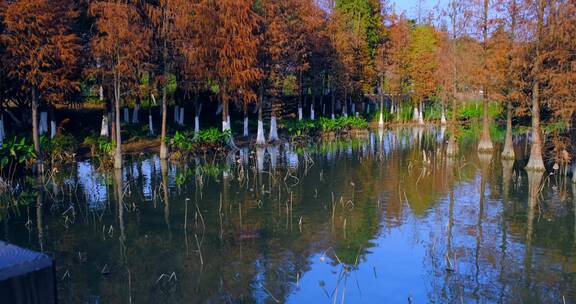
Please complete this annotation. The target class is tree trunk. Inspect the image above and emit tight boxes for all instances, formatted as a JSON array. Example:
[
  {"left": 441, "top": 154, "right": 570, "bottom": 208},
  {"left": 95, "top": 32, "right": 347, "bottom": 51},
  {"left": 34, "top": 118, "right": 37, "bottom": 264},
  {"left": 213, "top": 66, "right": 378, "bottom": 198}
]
[
  {"left": 478, "top": 96, "right": 493, "bottom": 152},
  {"left": 114, "top": 78, "right": 123, "bottom": 169},
  {"left": 123, "top": 107, "right": 130, "bottom": 124},
  {"left": 256, "top": 88, "right": 266, "bottom": 145},
  {"left": 269, "top": 98, "right": 279, "bottom": 142},
  {"left": 502, "top": 101, "right": 515, "bottom": 159},
  {"left": 418, "top": 102, "right": 425, "bottom": 125},
  {"left": 39, "top": 111, "right": 48, "bottom": 135},
  {"left": 478, "top": 0, "right": 493, "bottom": 152},
  {"left": 526, "top": 82, "right": 545, "bottom": 170},
  {"left": 179, "top": 106, "right": 185, "bottom": 126},
  {"left": 222, "top": 97, "right": 229, "bottom": 131},
  {"left": 343, "top": 89, "right": 348, "bottom": 117},
  {"left": 379, "top": 94, "right": 384, "bottom": 128},
  {"left": 31, "top": 87, "right": 42, "bottom": 171},
  {"left": 194, "top": 100, "right": 201, "bottom": 137},
  {"left": 49, "top": 106, "right": 56, "bottom": 139},
  {"left": 331, "top": 91, "right": 336, "bottom": 120},
  {"left": 160, "top": 84, "right": 169, "bottom": 160},
  {"left": 132, "top": 101, "right": 140, "bottom": 124},
  {"left": 256, "top": 103, "right": 266, "bottom": 146},
  {"left": 174, "top": 105, "right": 179, "bottom": 124},
  {"left": 298, "top": 72, "right": 303, "bottom": 121},
  {"left": 111, "top": 104, "right": 116, "bottom": 144},
  {"left": 243, "top": 108, "right": 249, "bottom": 137},
  {"left": 310, "top": 94, "right": 315, "bottom": 120},
  {"left": 526, "top": 0, "right": 546, "bottom": 171}
]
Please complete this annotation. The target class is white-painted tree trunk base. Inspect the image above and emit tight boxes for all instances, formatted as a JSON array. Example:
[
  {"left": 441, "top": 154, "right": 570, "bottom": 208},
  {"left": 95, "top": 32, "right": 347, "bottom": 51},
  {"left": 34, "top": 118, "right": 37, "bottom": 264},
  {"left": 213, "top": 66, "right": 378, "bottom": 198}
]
[
  {"left": 50, "top": 120, "right": 57, "bottom": 138},
  {"left": 378, "top": 112, "right": 384, "bottom": 128},
  {"left": 243, "top": 116, "right": 249, "bottom": 137},
  {"left": 99, "top": 86, "right": 104, "bottom": 101},
  {"left": 148, "top": 115, "right": 154, "bottom": 136},
  {"left": 441, "top": 112, "right": 447, "bottom": 124},
  {"left": 322, "top": 103, "right": 326, "bottom": 115},
  {"left": 222, "top": 120, "right": 230, "bottom": 132},
  {"left": 413, "top": 108, "right": 419, "bottom": 121},
  {"left": 123, "top": 108, "right": 130, "bottom": 124},
  {"left": 269, "top": 116, "right": 279, "bottom": 142},
  {"left": 227, "top": 115, "right": 231, "bottom": 129},
  {"left": 179, "top": 108, "right": 185, "bottom": 125},
  {"left": 418, "top": 111, "right": 425, "bottom": 125},
  {"left": 351, "top": 104, "right": 355, "bottom": 114},
  {"left": 256, "top": 120, "right": 266, "bottom": 145},
  {"left": 174, "top": 106, "right": 179, "bottom": 123},
  {"left": 194, "top": 116, "right": 199, "bottom": 136},
  {"left": 100, "top": 115, "right": 109, "bottom": 137},
  {"left": 132, "top": 105, "right": 140, "bottom": 124},
  {"left": 331, "top": 113, "right": 335, "bottom": 120},
  {"left": 343, "top": 112, "right": 348, "bottom": 118},
  {"left": 39, "top": 112, "right": 48, "bottom": 134},
  {"left": 298, "top": 107, "right": 303, "bottom": 121},
  {"left": 310, "top": 105, "right": 315, "bottom": 120}
]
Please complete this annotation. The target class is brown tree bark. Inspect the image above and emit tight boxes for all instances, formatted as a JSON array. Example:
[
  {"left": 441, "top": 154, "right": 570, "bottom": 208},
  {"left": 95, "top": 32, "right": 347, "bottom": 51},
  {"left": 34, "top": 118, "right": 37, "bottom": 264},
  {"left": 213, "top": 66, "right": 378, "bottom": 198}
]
[
  {"left": 160, "top": 83, "right": 168, "bottom": 160},
  {"left": 31, "top": 87, "right": 42, "bottom": 171},
  {"left": 501, "top": 101, "right": 515, "bottom": 159},
  {"left": 113, "top": 74, "right": 122, "bottom": 169},
  {"left": 526, "top": 0, "right": 546, "bottom": 171},
  {"left": 478, "top": 0, "right": 493, "bottom": 152}
]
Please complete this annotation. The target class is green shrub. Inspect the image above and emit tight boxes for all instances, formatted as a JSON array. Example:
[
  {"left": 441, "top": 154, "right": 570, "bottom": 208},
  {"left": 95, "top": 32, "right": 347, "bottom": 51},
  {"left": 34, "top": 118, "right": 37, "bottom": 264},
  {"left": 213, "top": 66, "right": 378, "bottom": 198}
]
[
  {"left": 171, "top": 128, "right": 230, "bottom": 152},
  {"left": 196, "top": 128, "right": 230, "bottom": 145},
  {"left": 44, "top": 134, "right": 78, "bottom": 162},
  {"left": 284, "top": 119, "right": 317, "bottom": 137},
  {"left": 84, "top": 135, "right": 114, "bottom": 159},
  {"left": 456, "top": 101, "right": 501, "bottom": 121},
  {"left": 319, "top": 116, "right": 368, "bottom": 133},
  {"left": 0, "top": 136, "right": 36, "bottom": 176}
]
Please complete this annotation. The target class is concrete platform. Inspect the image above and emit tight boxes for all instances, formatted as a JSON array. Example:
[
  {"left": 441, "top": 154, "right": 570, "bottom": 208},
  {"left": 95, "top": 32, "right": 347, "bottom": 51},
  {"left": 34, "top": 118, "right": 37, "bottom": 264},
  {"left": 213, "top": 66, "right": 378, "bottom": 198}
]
[{"left": 0, "top": 241, "right": 56, "bottom": 304}]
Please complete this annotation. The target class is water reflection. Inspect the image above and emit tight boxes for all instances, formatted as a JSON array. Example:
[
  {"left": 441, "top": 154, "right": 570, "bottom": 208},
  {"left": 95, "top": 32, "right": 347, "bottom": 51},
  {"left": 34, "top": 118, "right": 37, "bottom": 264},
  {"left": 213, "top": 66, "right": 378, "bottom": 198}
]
[{"left": 1, "top": 127, "right": 575, "bottom": 303}]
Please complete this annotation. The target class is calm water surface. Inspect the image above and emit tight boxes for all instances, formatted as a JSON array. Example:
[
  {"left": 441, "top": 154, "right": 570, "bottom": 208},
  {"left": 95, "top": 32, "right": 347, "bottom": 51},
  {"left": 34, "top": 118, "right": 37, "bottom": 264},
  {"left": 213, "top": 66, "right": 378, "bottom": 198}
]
[{"left": 2, "top": 127, "right": 575, "bottom": 303}]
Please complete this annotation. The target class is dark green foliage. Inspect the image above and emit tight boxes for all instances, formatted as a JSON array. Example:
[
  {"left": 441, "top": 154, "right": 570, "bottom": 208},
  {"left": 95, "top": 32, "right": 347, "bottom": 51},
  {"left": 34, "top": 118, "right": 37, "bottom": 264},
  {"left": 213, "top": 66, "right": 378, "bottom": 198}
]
[
  {"left": 0, "top": 136, "right": 36, "bottom": 177},
  {"left": 319, "top": 116, "right": 368, "bottom": 132},
  {"left": 284, "top": 120, "right": 317, "bottom": 137},
  {"left": 171, "top": 129, "right": 231, "bottom": 151},
  {"left": 83, "top": 135, "right": 114, "bottom": 161},
  {"left": 43, "top": 134, "right": 78, "bottom": 163}
]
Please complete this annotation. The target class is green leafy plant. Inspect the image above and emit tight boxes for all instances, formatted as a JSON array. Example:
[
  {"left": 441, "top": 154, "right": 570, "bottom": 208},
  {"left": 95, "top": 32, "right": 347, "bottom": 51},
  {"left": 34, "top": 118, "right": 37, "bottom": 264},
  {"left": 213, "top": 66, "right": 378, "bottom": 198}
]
[
  {"left": 318, "top": 116, "right": 368, "bottom": 133},
  {"left": 170, "top": 128, "right": 230, "bottom": 157},
  {"left": 84, "top": 135, "right": 114, "bottom": 160},
  {"left": 0, "top": 136, "right": 36, "bottom": 177},
  {"left": 44, "top": 134, "right": 78, "bottom": 163},
  {"left": 284, "top": 119, "right": 317, "bottom": 137}
]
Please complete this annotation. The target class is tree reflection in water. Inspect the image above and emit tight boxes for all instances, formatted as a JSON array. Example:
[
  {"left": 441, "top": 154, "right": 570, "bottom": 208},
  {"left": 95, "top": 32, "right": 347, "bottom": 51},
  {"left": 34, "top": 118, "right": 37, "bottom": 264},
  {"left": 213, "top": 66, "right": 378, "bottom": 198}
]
[{"left": 0, "top": 127, "right": 574, "bottom": 303}]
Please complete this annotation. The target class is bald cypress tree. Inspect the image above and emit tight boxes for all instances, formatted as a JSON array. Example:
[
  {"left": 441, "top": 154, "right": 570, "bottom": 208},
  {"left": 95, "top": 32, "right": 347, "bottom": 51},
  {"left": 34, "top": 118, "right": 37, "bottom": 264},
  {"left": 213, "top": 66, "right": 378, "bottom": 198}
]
[
  {"left": 208, "top": 0, "right": 261, "bottom": 143},
  {"left": 1, "top": 0, "right": 80, "bottom": 171},
  {"left": 89, "top": 0, "right": 151, "bottom": 169}
]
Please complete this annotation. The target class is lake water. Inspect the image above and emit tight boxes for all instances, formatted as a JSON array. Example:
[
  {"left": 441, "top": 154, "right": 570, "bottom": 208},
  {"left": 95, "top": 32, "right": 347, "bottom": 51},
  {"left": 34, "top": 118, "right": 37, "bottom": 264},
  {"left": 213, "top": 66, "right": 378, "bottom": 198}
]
[{"left": 1, "top": 127, "right": 575, "bottom": 303}]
